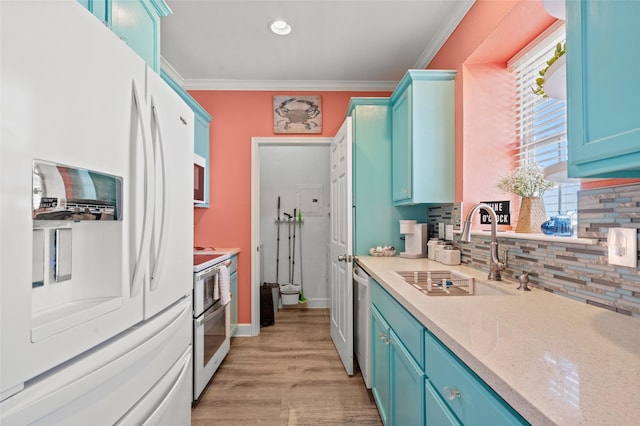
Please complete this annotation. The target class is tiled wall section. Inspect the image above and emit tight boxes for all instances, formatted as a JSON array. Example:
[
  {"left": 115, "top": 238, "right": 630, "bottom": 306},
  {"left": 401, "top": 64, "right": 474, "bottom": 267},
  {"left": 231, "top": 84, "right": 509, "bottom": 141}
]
[
  {"left": 426, "top": 203, "right": 462, "bottom": 238},
  {"left": 427, "top": 184, "right": 640, "bottom": 318}
]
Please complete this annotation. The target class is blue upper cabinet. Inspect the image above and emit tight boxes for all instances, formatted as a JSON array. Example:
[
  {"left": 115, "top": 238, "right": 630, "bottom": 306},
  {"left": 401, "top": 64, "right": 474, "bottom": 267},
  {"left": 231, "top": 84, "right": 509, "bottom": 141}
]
[
  {"left": 78, "top": 0, "right": 170, "bottom": 72},
  {"left": 390, "top": 70, "right": 456, "bottom": 205},
  {"left": 567, "top": 0, "right": 640, "bottom": 178},
  {"left": 161, "top": 70, "right": 212, "bottom": 207},
  {"left": 78, "top": 0, "right": 110, "bottom": 23}
]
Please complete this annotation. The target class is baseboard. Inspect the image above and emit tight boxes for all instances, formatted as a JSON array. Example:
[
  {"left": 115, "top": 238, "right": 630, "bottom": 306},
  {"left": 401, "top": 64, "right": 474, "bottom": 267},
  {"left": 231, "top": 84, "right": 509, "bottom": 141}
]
[
  {"left": 234, "top": 324, "right": 255, "bottom": 337},
  {"left": 279, "top": 297, "right": 329, "bottom": 310}
]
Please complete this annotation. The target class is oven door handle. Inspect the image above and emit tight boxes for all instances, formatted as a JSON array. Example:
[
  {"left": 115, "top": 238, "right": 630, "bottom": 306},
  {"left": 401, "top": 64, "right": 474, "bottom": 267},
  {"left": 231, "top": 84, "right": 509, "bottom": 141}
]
[{"left": 196, "top": 303, "right": 226, "bottom": 327}]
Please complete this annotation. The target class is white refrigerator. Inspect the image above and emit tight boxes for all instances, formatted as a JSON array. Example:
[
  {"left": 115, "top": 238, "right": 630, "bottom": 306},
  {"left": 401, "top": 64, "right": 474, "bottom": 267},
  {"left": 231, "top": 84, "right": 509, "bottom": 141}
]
[{"left": 1, "top": 1, "right": 194, "bottom": 424}]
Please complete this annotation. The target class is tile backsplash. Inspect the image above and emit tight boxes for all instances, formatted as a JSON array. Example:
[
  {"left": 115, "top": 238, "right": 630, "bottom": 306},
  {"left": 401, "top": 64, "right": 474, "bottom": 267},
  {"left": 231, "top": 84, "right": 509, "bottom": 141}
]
[{"left": 427, "top": 184, "right": 640, "bottom": 318}]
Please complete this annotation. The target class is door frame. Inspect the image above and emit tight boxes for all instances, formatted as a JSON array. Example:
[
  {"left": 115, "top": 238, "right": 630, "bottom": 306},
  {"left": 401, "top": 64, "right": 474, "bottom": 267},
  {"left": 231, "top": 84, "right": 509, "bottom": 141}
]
[{"left": 250, "top": 136, "right": 333, "bottom": 336}]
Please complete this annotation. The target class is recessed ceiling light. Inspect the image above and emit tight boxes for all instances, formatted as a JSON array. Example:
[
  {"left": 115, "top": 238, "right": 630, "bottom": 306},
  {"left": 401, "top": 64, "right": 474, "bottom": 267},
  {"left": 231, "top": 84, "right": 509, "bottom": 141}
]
[{"left": 269, "top": 20, "right": 292, "bottom": 36}]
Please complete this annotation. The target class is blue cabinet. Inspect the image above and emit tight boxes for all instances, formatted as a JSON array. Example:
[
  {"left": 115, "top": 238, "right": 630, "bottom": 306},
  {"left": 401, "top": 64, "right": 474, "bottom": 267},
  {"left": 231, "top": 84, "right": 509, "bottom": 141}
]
[
  {"left": 370, "top": 279, "right": 527, "bottom": 425},
  {"left": 424, "top": 331, "right": 527, "bottom": 425},
  {"left": 161, "top": 70, "right": 212, "bottom": 207},
  {"left": 229, "top": 254, "right": 238, "bottom": 337},
  {"left": 78, "top": 0, "right": 170, "bottom": 72},
  {"left": 425, "top": 380, "right": 461, "bottom": 425},
  {"left": 78, "top": 0, "right": 109, "bottom": 23},
  {"left": 390, "top": 328, "right": 425, "bottom": 426},
  {"left": 371, "top": 307, "right": 391, "bottom": 425},
  {"left": 371, "top": 280, "right": 424, "bottom": 425},
  {"left": 567, "top": 0, "right": 640, "bottom": 178},
  {"left": 390, "top": 70, "right": 456, "bottom": 205},
  {"left": 347, "top": 99, "right": 426, "bottom": 255}
]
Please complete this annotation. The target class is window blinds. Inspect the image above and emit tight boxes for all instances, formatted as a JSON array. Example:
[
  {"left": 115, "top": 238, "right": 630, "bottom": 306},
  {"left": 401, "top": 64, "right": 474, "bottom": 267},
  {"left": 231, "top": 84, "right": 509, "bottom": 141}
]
[{"left": 508, "top": 23, "right": 578, "bottom": 216}]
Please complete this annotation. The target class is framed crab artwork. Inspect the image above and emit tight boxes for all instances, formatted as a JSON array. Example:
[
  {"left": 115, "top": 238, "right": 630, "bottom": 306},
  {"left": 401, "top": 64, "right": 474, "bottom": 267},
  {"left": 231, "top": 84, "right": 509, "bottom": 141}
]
[{"left": 273, "top": 95, "right": 322, "bottom": 134}]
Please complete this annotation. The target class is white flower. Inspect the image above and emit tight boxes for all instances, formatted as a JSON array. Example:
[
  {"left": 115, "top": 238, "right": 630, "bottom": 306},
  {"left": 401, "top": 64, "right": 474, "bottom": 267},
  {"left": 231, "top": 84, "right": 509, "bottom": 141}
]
[{"left": 496, "top": 164, "right": 556, "bottom": 197}]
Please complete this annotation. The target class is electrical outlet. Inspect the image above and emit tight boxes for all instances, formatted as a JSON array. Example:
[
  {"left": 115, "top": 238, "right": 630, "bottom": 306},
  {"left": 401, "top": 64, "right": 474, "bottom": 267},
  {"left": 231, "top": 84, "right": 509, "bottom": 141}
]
[
  {"left": 607, "top": 228, "right": 637, "bottom": 267},
  {"left": 445, "top": 224, "right": 454, "bottom": 241}
]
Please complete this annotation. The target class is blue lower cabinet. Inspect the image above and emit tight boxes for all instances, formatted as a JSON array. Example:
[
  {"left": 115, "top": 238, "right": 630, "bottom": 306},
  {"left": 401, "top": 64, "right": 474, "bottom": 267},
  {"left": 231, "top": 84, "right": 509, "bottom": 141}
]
[
  {"left": 425, "top": 380, "right": 461, "bottom": 426},
  {"left": 424, "top": 331, "right": 528, "bottom": 425},
  {"left": 371, "top": 279, "right": 528, "bottom": 425},
  {"left": 371, "top": 280, "right": 425, "bottom": 425},
  {"left": 371, "top": 307, "right": 391, "bottom": 425},
  {"left": 229, "top": 254, "right": 238, "bottom": 337},
  {"left": 390, "top": 329, "right": 424, "bottom": 426}
]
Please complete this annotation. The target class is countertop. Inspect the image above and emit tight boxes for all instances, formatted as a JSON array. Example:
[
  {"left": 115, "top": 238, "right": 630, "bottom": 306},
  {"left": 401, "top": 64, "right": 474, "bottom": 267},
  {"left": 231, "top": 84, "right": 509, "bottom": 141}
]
[{"left": 357, "top": 256, "right": 640, "bottom": 425}]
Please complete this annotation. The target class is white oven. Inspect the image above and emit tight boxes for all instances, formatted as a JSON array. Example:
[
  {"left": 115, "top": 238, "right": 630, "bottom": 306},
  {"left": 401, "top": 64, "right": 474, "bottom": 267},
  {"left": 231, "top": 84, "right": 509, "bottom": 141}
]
[{"left": 193, "top": 254, "right": 231, "bottom": 401}]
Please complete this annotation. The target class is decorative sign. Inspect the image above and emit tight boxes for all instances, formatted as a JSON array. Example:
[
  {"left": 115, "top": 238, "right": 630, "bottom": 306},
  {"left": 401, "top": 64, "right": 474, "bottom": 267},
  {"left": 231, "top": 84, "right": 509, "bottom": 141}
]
[
  {"left": 273, "top": 95, "right": 322, "bottom": 134},
  {"left": 479, "top": 200, "right": 511, "bottom": 225}
]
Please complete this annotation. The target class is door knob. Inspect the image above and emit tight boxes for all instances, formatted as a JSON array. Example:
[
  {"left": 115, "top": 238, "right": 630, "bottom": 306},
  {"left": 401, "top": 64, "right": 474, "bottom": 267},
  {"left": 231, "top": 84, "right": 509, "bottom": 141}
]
[{"left": 337, "top": 254, "right": 353, "bottom": 263}]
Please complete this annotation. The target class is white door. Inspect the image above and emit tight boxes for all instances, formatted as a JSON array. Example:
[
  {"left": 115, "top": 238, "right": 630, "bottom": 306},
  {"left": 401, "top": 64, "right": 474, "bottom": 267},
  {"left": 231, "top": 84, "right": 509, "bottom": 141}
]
[{"left": 329, "top": 118, "right": 353, "bottom": 375}]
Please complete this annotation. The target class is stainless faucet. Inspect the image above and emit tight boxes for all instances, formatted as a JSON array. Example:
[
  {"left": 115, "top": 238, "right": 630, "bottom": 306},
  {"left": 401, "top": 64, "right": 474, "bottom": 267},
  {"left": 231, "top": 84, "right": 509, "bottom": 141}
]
[{"left": 459, "top": 203, "right": 506, "bottom": 281}]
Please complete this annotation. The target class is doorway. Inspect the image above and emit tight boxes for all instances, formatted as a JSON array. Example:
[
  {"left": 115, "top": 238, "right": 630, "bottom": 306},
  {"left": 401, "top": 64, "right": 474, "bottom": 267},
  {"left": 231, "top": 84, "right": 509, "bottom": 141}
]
[{"left": 251, "top": 137, "right": 332, "bottom": 336}]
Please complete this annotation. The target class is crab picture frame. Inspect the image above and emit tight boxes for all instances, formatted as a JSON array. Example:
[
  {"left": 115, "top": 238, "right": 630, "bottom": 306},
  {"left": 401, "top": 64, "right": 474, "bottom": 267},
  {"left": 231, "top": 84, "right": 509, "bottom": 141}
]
[{"left": 273, "top": 95, "right": 322, "bottom": 134}]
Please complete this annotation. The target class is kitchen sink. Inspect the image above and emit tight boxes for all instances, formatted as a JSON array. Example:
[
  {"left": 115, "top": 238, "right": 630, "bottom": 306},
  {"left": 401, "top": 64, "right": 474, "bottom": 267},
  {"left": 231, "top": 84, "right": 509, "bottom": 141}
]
[{"left": 395, "top": 270, "right": 514, "bottom": 296}]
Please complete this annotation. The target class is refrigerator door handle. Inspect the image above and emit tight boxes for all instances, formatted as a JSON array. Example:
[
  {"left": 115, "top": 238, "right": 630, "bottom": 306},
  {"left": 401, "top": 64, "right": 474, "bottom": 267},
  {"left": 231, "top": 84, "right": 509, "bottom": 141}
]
[
  {"left": 149, "top": 95, "right": 168, "bottom": 292},
  {"left": 130, "top": 79, "right": 155, "bottom": 298}
]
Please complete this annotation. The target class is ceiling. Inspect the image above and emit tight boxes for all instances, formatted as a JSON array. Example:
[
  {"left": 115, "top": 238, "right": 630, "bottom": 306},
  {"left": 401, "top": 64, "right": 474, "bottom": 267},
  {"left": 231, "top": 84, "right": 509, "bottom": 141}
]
[{"left": 160, "top": 0, "right": 475, "bottom": 91}]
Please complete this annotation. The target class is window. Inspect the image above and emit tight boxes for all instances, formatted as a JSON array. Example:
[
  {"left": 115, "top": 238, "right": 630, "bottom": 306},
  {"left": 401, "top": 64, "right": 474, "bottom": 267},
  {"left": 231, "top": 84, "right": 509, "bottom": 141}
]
[{"left": 508, "top": 23, "right": 578, "bottom": 217}]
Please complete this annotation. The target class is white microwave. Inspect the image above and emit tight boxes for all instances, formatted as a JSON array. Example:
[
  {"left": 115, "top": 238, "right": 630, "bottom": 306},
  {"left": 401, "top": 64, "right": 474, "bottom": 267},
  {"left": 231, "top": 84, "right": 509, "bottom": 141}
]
[{"left": 194, "top": 154, "right": 206, "bottom": 204}]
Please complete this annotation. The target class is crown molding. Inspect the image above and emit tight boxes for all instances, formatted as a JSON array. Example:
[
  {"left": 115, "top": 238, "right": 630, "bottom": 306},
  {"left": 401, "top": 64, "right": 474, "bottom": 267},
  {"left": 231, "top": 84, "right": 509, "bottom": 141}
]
[
  {"left": 160, "top": 56, "right": 396, "bottom": 91},
  {"left": 181, "top": 79, "right": 398, "bottom": 92},
  {"left": 160, "top": 57, "right": 185, "bottom": 85},
  {"left": 414, "top": 0, "right": 476, "bottom": 69}
]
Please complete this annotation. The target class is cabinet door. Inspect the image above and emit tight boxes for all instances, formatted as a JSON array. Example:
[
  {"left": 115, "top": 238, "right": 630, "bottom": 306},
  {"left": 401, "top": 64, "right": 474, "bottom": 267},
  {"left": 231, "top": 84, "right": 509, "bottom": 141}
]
[
  {"left": 425, "top": 380, "right": 461, "bottom": 426},
  {"left": 425, "top": 331, "right": 527, "bottom": 425},
  {"left": 391, "top": 88, "right": 412, "bottom": 204},
  {"left": 78, "top": 0, "right": 110, "bottom": 24},
  {"left": 371, "top": 307, "right": 390, "bottom": 425},
  {"left": 111, "top": 0, "right": 161, "bottom": 71},
  {"left": 390, "top": 329, "right": 425, "bottom": 426},
  {"left": 567, "top": 0, "right": 640, "bottom": 178}
]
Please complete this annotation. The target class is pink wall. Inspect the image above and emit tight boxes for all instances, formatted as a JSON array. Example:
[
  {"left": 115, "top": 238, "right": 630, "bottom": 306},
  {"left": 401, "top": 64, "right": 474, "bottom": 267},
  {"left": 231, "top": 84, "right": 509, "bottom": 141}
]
[
  {"left": 427, "top": 0, "right": 556, "bottom": 223},
  {"left": 190, "top": 90, "right": 390, "bottom": 324},
  {"left": 428, "top": 0, "right": 640, "bottom": 213}
]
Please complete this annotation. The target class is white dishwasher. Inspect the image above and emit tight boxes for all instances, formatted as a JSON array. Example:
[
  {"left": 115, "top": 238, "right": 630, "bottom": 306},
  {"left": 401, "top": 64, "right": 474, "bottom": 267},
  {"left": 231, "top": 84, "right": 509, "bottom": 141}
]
[{"left": 353, "top": 264, "right": 372, "bottom": 389}]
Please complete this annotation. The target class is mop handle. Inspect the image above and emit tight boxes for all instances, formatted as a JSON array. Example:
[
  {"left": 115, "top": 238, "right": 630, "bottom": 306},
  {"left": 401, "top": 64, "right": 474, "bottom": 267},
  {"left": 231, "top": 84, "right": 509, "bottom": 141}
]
[
  {"left": 292, "top": 208, "right": 297, "bottom": 281},
  {"left": 275, "top": 196, "right": 280, "bottom": 284},
  {"left": 283, "top": 212, "right": 292, "bottom": 283}
]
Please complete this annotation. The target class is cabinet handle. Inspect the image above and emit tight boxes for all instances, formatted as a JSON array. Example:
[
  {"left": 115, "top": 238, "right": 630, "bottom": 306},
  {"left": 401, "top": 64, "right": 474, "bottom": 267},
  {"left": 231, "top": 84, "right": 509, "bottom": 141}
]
[{"left": 443, "top": 386, "right": 461, "bottom": 400}]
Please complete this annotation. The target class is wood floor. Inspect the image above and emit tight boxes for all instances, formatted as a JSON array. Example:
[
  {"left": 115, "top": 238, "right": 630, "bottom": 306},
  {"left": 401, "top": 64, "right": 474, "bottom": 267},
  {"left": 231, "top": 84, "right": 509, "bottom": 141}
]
[{"left": 191, "top": 307, "right": 382, "bottom": 425}]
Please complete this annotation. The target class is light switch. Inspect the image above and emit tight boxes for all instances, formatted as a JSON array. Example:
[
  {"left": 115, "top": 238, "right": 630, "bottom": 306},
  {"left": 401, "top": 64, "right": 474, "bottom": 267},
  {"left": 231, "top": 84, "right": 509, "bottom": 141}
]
[{"left": 607, "top": 228, "right": 637, "bottom": 268}]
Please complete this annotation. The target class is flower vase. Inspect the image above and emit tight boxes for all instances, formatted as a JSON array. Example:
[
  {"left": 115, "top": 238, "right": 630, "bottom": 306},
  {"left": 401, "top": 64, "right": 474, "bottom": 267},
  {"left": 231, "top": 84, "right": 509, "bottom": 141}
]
[{"left": 515, "top": 196, "right": 547, "bottom": 233}]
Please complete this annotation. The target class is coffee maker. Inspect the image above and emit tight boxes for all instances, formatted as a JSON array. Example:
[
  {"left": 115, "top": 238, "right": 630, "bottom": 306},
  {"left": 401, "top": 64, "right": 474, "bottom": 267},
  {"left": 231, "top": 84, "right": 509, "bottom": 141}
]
[{"left": 399, "top": 220, "right": 427, "bottom": 258}]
